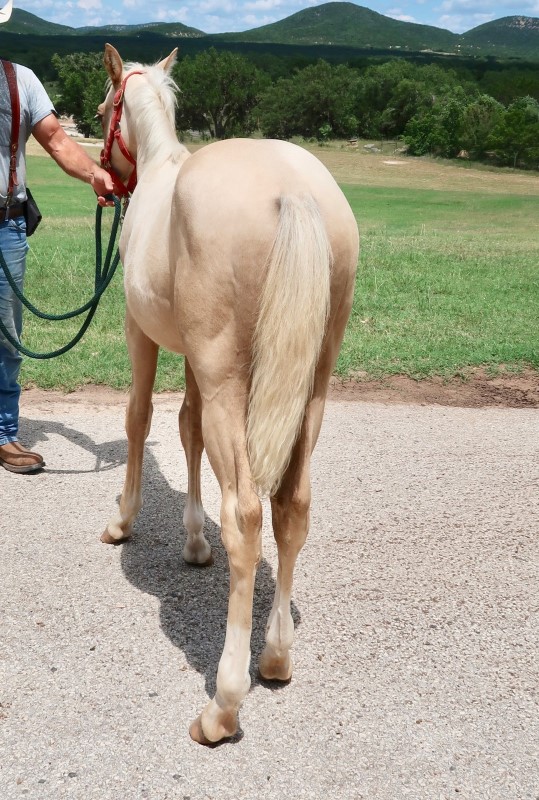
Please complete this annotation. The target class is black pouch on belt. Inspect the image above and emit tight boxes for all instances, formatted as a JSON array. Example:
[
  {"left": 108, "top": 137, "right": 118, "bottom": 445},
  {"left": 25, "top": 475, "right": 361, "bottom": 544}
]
[{"left": 23, "top": 187, "right": 42, "bottom": 236}]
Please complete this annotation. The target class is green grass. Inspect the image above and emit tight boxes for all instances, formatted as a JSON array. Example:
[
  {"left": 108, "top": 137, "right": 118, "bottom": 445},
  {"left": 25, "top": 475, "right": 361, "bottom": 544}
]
[
  {"left": 14, "top": 153, "right": 539, "bottom": 391},
  {"left": 21, "top": 156, "right": 185, "bottom": 391},
  {"left": 338, "top": 184, "right": 539, "bottom": 378}
]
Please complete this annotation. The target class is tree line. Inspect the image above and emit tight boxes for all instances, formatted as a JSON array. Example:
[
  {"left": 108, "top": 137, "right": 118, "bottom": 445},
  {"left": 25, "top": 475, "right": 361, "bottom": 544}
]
[{"left": 52, "top": 48, "right": 539, "bottom": 170}]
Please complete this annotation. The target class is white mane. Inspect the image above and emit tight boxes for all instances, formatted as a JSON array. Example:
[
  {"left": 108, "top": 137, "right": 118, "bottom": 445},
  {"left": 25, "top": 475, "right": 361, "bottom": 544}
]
[{"left": 121, "top": 60, "right": 186, "bottom": 166}]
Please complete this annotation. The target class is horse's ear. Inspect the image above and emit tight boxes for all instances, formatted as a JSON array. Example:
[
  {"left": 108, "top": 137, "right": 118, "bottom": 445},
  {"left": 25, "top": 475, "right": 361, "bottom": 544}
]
[
  {"left": 104, "top": 43, "right": 123, "bottom": 86},
  {"left": 158, "top": 49, "right": 178, "bottom": 74}
]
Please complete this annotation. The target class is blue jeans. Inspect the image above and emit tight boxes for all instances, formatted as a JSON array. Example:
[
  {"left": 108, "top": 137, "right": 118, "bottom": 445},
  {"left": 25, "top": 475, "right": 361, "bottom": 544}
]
[{"left": 0, "top": 216, "right": 28, "bottom": 445}]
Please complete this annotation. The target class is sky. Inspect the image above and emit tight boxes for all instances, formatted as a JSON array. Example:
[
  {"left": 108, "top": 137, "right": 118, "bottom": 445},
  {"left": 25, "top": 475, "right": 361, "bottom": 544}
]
[{"left": 12, "top": 0, "right": 539, "bottom": 35}]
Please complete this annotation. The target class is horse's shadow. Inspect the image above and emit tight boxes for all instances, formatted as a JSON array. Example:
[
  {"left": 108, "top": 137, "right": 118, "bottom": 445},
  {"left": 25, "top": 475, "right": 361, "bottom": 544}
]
[
  {"left": 21, "top": 414, "right": 301, "bottom": 698},
  {"left": 21, "top": 415, "right": 126, "bottom": 475}
]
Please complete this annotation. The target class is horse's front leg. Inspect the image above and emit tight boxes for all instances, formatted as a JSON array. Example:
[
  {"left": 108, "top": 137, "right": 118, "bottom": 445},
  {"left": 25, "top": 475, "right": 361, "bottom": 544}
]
[
  {"left": 179, "top": 359, "right": 212, "bottom": 566},
  {"left": 102, "top": 313, "right": 158, "bottom": 544}
]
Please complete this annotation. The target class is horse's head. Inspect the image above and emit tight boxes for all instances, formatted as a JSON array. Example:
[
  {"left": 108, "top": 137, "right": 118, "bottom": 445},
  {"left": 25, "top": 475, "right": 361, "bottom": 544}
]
[{"left": 97, "top": 44, "right": 178, "bottom": 197}]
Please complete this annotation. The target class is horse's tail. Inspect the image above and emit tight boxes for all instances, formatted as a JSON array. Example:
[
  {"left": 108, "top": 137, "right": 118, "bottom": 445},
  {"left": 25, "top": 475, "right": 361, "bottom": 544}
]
[{"left": 247, "top": 193, "right": 332, "bottom": 496}]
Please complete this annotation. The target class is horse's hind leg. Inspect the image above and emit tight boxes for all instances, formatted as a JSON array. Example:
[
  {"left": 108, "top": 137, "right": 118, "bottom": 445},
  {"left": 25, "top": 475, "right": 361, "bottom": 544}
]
[
  {"left": 259, "top": 265, "right": 355, "bottom": 681},
  {"left": 189, "top": 383, "right": 262, "bottom": 744},
  {"left": 102, "top": 312, "right": 158, "bottom": 544},
  {"left": 259, "top": 396, "right": 325, "bottom": 682},
  {"left": 178, "top": 359, "right": 212, "bottom": 566}
]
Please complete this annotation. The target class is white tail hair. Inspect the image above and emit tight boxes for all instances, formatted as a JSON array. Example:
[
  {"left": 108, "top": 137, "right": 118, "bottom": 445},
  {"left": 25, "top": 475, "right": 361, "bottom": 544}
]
[{"left": 247, "top": 194, "right": 332, "bottom": 496}]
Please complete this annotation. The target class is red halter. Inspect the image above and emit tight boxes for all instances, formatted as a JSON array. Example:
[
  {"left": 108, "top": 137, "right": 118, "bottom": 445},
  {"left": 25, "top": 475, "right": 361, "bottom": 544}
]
[{"left": 100, "top": 71, "right": 144, "bottom": 198}]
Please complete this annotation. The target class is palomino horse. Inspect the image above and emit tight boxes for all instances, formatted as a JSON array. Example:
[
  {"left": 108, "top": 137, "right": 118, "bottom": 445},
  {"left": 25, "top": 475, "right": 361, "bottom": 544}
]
[{"left": 98, "top": 44, "right": 359, "bottom": 745}]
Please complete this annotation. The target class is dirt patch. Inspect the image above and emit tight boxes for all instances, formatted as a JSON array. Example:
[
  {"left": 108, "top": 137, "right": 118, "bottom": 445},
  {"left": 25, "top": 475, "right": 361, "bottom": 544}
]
[
  {"left": 329, "top": 369, "right": 539, "bottom": 407},
  {"left": 329, "top": 370, "right": 539, "bottom": 408},
  {"left": 20, "top": 369, "right": 539, "bottom": 411}
]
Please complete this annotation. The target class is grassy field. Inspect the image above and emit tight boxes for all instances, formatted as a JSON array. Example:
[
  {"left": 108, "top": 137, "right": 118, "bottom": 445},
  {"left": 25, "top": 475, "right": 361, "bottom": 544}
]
[{"left": 14, "top": 138, "right": 539, "bottom": 390}]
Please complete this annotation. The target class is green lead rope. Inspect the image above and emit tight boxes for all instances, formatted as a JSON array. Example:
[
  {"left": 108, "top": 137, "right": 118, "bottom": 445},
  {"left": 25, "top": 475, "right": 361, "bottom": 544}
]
[{"left": 0, "top": 197, "right": 122, "bottom": 359}]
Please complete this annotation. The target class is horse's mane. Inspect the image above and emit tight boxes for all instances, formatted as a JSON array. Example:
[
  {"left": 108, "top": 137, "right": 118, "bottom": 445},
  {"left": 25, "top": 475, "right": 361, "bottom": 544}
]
[
  {"left": 124, "top": 61, "right": 178, "bottom": 122},
  {"left": 112, "top": 60, "right": 184, "bottom": 164}
]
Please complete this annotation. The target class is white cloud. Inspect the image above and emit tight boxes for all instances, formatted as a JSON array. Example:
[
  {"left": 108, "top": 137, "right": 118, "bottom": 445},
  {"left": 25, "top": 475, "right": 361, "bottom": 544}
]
[
  {"left": 391, "top": 14, "right": 418, "bottom": 23},
  {"left": 154, "top": 5, "right": 189, "bottom": 22},
  {"left": 202, "top": 13, "right": 231, "bottom": 32},
  {"left": 198, "top": 0, "right": 235, "bottom": 12},
  {"left": 438, "top": 11, "right": 495, "bottom": 32},
  {"left": 22, "top": 0, "right": 55, "bottom": 8},
  {"left": 490, "top": 0, "right": 539, "bottom": 13},
  {"left": 243, "top": 13, "right": 277, "bottom": 25},
  {"left": 77, "top": 0, "right": 102, "bottom": 9},
  {"left": 440, "top": 0, "right": 500, "bottom": 11},
  {"left": 386, "top": 7, "right": 418, "bottom": 23},
  {"left": 19, "top": 0, "right": 66, "bottom": 9},
  {"left": 244, "top": 0, "right": 283, "bottom": 9}
]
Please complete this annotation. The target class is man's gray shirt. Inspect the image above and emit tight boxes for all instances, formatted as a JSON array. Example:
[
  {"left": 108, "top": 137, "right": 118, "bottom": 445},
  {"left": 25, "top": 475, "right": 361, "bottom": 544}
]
[{"left": 0, "top": 62, "right": 55, "bottom": 205}]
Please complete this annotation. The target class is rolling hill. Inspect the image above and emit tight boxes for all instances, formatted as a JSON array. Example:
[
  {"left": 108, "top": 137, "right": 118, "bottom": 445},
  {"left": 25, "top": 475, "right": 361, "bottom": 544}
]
[
  {"left": 214, "top": 2, "right": 458, "bottom": 53},
  {"left": 1, "top": 8, "right": 203, "bottom": 38},
  {"left": 461, "top": 16, "right": 539, "bottom": 59},
  {"left": 1, "top": 8, "right": 74, "bottom": 35},
  {"left": 76, "top": 22, "right": 204, "bottom": 39}
]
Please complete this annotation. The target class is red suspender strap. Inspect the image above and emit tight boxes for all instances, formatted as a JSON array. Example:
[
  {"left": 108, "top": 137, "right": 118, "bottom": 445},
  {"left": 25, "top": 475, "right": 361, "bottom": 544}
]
[{"left": 1, "top": 59, "right": 20, "bottom": 203}]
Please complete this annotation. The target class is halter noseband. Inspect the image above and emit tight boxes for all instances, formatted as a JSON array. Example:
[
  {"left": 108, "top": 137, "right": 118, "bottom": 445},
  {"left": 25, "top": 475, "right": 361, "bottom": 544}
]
[{"left": 101, "top": 71, "right": 144, "bottom": 198}]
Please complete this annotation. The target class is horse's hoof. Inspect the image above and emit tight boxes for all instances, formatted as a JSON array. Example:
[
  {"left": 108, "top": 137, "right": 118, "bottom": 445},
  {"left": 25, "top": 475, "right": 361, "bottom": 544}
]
[
  {"left": 189, "top": 716, "right": 215, "bottom": 746},
  {"left": 186, "top": 551, "right": 214, "bottom": 568},
  {"left": 101, "top": 526, "right": 130, "bottom": 545},
  {"left": 183, "top": 539, "right": 213, "bottom": 567},
  {"left": 189, "top": 701, "right": 239, "bottom": 745},
  {"left": 258, "top": 649, "right": 293, "bottom": 683}
]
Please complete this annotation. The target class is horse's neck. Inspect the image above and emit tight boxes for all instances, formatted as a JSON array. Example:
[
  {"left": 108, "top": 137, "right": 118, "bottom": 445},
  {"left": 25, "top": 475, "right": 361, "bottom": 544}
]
[
  {"left": 133, "top": 99, "right": 190, "bottom": 175},
  {"left": 137, "top": 132, "right": 189, "bottom": 176}
]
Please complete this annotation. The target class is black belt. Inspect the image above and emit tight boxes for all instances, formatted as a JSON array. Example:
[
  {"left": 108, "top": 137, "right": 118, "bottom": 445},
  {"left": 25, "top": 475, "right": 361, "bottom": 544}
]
[{"left": 0, "top": 204, "right": 25, "bottom": 222}]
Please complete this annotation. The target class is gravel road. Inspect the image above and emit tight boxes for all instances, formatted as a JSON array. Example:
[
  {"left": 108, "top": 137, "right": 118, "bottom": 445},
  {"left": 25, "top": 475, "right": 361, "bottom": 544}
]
[{"left": 1, "top": 392, "right": 538, "bottom": 800}]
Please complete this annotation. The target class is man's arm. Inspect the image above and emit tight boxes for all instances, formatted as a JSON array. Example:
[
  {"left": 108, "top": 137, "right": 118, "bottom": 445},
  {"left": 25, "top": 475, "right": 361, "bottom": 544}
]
[{"left": 32, "top": 113, "right": 114, "bottom": 202}]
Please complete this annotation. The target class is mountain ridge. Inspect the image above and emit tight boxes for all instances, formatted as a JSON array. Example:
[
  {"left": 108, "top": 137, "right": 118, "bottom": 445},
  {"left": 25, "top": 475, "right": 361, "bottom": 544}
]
[
  {"left": 2, "top": 3, "right": 539, "bottom": 60},
  {"left": 214, "top": 3, "right": 458, "bottom": 52}
]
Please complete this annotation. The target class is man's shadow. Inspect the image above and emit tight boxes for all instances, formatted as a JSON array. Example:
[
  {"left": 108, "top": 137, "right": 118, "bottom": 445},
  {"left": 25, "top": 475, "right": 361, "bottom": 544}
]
[{"left": 22, "top": 414, "right": 301, "bottom": 699}]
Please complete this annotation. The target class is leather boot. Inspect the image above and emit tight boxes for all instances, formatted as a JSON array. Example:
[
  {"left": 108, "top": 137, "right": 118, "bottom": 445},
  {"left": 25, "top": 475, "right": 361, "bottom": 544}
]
[{"left": 0, "top": 442, "right": 45, "bottom": 474}]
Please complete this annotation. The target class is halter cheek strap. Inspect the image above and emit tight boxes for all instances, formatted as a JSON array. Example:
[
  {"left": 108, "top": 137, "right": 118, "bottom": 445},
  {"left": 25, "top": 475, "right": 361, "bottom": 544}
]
[{"left": 101, "top": 71, "right": 143, "bottom": 198}]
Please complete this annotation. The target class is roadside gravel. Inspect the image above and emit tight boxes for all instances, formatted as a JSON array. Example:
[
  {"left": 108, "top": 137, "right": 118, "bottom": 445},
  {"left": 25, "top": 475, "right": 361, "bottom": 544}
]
[{"left": 1, "top": 392, "right": 538, "bottom": 800}]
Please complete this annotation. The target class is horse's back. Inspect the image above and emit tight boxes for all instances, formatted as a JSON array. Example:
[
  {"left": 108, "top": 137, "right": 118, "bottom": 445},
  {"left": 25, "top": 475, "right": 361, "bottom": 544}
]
[
  {"left": 173, "top": 138, "right": 357, "bottom": 290},
  {"left": 175, "top": 138, "right": 356, "bottom": 245}
]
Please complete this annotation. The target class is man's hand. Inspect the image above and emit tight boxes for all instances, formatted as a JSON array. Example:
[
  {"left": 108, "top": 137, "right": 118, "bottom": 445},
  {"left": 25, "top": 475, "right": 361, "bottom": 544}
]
[
  {"left": 97, "top": 194, "right": 116, "bottom": 208},
  {"left": 90, "top": 168, "right": 115, "bottom": 206}
]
